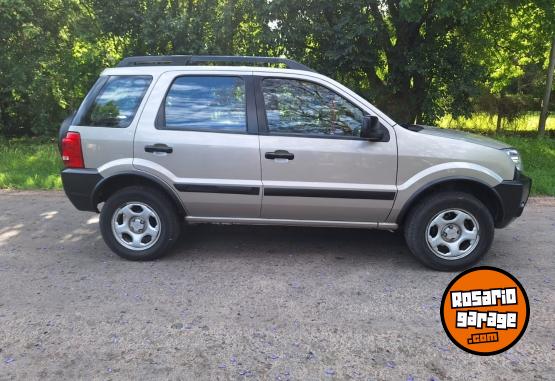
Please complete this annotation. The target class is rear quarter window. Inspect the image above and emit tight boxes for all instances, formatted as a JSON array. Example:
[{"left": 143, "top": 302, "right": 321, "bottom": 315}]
[
  {"left": 160, "top": 76, "right": 246, "bottom": 132},
  {"left": 75, "top": 75, "right": 152, "bottom": 128}
]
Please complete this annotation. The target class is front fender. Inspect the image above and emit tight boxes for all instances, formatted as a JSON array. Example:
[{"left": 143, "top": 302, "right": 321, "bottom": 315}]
[{"left": 387, "top": 162, "right": 504, "bottom": 223}]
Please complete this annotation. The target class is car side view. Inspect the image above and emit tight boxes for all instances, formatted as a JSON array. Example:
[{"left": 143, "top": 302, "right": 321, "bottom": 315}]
[{"left": 59, "top": 55, "right": 531, "bottom": 270}]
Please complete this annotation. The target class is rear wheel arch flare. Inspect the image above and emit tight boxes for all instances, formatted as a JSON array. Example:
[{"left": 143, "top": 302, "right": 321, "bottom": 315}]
[{"left": 92, "top": 173, "right": 186, "bottom": 216}]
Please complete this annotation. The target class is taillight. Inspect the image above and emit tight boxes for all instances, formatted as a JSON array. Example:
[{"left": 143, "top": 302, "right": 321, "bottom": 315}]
[{"left": 61, "top": 132, "right": 85, "bottom": 168}]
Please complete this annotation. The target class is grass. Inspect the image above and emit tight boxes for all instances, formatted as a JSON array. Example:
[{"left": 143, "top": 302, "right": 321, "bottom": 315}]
[
  {"left": 0, "top": 138, "right": 63, "bottom": 189},
  {"left": 439, "top": 112, "right": 555, "bottom": 133},
  {"left": 0, "top": 118, "right": 553, "bottom": 196}
]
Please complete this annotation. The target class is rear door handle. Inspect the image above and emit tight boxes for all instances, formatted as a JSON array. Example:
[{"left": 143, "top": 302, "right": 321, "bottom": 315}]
[
  {"left": 265, "top": 150, "right": 294, "bottom": 160},
  {"left": 145, "top": 144, "right": 173, "bottom": 154}
]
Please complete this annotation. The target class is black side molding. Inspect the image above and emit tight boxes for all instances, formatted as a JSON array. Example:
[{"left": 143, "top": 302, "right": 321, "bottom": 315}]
[
  {"left": 173, "top": 184, "right": 395, "bottom": 200},
  {"left": 264, "top": 188, "right": 396, "bottom": 200},
  {"left": 175, "top": 184, "right": 260, "bottom": 195}
]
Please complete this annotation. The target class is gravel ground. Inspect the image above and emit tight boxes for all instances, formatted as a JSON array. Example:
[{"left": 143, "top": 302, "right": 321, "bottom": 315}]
[{"left": 0, "top": 191, "right": 554, "bottom": 380}]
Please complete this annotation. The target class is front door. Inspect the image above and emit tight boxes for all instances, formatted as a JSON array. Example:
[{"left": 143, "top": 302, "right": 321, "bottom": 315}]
[
  {"left": 256, "top": 76, "right": 397, "bottom": 222},
  {"left": 134, "top": 71, "right": 262, "bottom": 218}
]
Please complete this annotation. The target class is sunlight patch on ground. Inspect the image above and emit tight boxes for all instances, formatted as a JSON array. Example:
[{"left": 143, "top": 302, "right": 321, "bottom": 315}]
[
  {"left": 0, "top": 224, "right": 23, "bottom": 247},
  {"left": 40, "top": 211, "right": 59, "bottom": 220},
  {"left": 61, "top": 228, "right": 97, "bottom": 243},
  {"left": 86, "top": 215, "right": 100, "bottom": 225}
]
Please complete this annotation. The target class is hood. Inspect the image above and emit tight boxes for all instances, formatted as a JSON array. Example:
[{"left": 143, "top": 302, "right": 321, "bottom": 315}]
[{"left": 403, "top": 125, "right": 511, "bottom": 149}]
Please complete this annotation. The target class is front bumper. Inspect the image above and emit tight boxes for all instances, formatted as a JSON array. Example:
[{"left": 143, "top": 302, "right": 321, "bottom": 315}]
[
  {"left": 493, "top": 170, "right": 531, "bottom": 228},
  {"left": 61, "top": 168, "right": 103, "bottom": 212}
]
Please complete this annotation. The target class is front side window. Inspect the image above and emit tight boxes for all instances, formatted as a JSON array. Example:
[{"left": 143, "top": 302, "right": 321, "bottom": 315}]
[
  {"left": 163, "top": 76, "right": 246, "bottom": 132},
  {"left": 77, "top": 75, "right": 151, "bottom": 128},
  {"left": 262, "top": 78, "right": 364, "bottom": 137}
]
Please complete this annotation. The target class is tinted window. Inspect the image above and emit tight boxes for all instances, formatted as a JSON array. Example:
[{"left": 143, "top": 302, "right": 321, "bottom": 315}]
[
  {"left": 262, "top": 78, "right": 364, "bottom": 137},
  {"left": 163, "top": 76, "right": 246, "bottom": 132},
  {"left": 77, "top": 76, "right": 151, "bottom": 128}
]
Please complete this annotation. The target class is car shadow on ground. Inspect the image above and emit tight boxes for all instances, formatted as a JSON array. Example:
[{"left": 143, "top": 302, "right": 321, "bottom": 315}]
[{"left": 165, "top": 223, "right": 421, "bottom": 269}]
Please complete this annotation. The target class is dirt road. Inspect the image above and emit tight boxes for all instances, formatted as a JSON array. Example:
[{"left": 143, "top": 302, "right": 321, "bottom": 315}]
[{"left": 0, "top": 191, "right": 553, "bottom": 380}]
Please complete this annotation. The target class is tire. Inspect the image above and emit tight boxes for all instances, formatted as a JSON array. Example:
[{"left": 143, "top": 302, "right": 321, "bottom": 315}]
[
  {"left": 403, "top": 191, "right": 494, "bottom": 271},
  {"left": 99, "top": 186, "right": 181, "bottom": 261}
]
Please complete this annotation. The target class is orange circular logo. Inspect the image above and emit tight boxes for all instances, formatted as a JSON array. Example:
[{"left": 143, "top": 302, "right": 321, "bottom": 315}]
[{"left": 440, "top": 266, "right": 529, "bottom": 355}]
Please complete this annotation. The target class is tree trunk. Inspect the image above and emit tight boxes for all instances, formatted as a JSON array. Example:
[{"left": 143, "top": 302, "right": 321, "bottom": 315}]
[
  {"left": 377, "top": 90, "right": 421, "bottom": 124},
  {"left": 539, "top": 36, "right": 555, "bottom": 136},
  {"left": 496, "top": 93, "right": 505, "bottom": 134}
]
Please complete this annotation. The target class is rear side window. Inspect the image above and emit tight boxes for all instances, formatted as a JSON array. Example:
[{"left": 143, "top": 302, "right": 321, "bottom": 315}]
[
  {"left": 76, "top": 75, "right": 151, "bottom": 128},
  {"left": 161, "top": 76, "right": 246, "bottom": 132}
]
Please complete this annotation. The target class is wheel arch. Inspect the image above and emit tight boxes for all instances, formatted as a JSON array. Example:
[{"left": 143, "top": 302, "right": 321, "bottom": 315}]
[
  {"left": 92, "top": 172, "right": 186, "bottom": 216},
  {"left": 396, "top": 178, "right": 504, "bottom": 227}
]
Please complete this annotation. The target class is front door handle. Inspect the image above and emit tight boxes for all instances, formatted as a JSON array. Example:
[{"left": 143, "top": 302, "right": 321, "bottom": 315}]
[
  {"left": 265, "top": 150, "right": 294, "bottom": 160},
  {"left": 145, "top": 144, "right": 173, "bottom": 154}
]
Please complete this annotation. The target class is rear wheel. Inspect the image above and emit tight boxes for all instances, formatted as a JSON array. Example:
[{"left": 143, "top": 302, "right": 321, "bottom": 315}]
[
  {"left": 403, "top": 192, "right": 494, "bottom": 271},
  {"left": 99, "top": 186, "right": 181, "bottom": 260}
]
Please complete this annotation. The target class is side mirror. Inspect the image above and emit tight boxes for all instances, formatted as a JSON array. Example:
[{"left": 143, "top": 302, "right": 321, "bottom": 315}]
[{"left": 361, "top": 115, "right": 384, "bottom": 141}]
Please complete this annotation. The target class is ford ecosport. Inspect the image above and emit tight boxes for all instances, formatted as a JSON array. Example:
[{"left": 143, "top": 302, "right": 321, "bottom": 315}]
[{"left": 59, "top": 55, "right": 531, "bottom": 270}]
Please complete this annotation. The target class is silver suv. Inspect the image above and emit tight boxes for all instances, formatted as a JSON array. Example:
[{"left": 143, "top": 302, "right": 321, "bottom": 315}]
[{"left": 59, "top": 55, "right": 530, "bottom": 270}]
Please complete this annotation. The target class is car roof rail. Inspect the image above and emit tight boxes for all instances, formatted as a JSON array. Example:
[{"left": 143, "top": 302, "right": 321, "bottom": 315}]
[{"left": 116, "top": 55, "right": 315, "bottom": 72}]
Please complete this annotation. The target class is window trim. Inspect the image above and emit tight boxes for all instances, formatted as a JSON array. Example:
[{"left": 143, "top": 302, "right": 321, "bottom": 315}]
[
  {"left": 74, "top": 75, "right": 153, "bottom": 129},
  {"left": 255, "top": 76, "right": 389, "bottom": 142},
  {"left": 155, "top": 74, "right": 256, "bottom": 135}
]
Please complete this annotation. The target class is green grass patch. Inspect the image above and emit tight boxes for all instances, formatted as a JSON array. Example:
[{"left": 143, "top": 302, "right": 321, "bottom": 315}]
[{"left": 0, "top": 138, "right": 63, "bottom": 189}]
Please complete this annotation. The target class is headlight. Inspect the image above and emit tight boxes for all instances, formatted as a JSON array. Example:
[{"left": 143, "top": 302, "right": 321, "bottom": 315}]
[{"left": 503, "top": 148, "right": 523, "bottom": 171}]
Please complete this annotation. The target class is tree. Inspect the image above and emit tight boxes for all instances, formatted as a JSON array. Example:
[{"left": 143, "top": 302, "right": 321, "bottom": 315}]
[
  {"left": 0, "top": 0, "right": 268, "bottom": 136},
  {"left": 0, "top": 0, "right": 553, "bottom": 136},
  {"left": 261, "top": 0, "right": 515, "bottom": 124},
  {"left": 469, "top": 2, "right": 548, "bottom": 133},
  {"left": 0, "top": 0, "right": 121, "bottom": 136},
  {"left": 538, "top": 37, "right": 555, "bottom": 135}
]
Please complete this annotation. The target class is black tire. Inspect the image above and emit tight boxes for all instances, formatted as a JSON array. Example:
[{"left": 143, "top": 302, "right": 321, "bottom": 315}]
[
  {"left": 403, "top": 191, "right": 494, "bottom": 271},
  {"left": 99, "top": 186, "right": 181, "bottom": 261}
]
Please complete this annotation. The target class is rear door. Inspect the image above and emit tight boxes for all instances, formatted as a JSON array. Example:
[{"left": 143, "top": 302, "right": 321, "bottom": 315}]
[
  {"left": 256, "top": 74, "right": 397, "bottom": 222},
  {"left": 134, "top": 70, "right": 262, "bottom": 218}
]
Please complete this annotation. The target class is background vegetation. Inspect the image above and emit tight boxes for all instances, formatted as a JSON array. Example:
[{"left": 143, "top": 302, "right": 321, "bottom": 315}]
[
  {"left": 0, "top": 0, "right": 554, "bottom": 193},
  {"left": 1, "top": 0, "right": 554, "bottom": 136}
]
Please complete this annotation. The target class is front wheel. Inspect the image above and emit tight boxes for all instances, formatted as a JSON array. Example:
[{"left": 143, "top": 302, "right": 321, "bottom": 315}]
[
  {"left": 403, "top": 192, "right": 494, "bottom": 271},
  {"left": 99, "top": 186, "right": 181, "bottom": 261}
]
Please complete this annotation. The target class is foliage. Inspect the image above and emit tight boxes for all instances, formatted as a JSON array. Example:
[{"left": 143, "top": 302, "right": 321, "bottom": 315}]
[
  {"left": 0, "top": 0, "right": 122, "bottom": 136},
  {"left": 263, "top": 0, "right": 499, "bottom": 123},
  {"left": 0, "top": 0, "right": 554, "bottom": 136},
  {"left": 471, "top": 1, "right": 555, "bottom": 130}
]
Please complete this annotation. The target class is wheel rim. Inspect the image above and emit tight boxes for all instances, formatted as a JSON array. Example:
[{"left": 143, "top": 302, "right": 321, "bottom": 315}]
[
  {"left": 425, "top": 209, "right": 480, "bottom": 260},
  {"left": 111, "top": 202, "right": 161, "bottom": 251}
]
